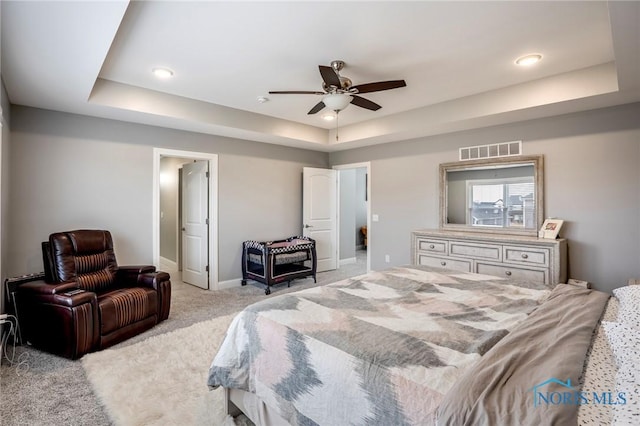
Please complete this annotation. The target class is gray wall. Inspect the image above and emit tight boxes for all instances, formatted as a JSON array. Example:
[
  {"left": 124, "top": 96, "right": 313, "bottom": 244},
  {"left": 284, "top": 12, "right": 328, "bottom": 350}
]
[
  {"left": 159, "top": 156, "right": 192, "bottom": 263},
  {"left": 329, "top": 102, "right": 640, "bottom": 293},
  {"left": 355, "top": 168, "right": 367, "bottom": 247},
  {"left": 339, "top": 169, "right": 356, "bottom": 261},
  {"left": 218, "top": 153, "right": 329, "bottom": 280},
  {"left": 5, "top": 102, "right": 640, "bottom": 294},
  {"left": 7, "top": 106, "right": 328, "bottom": 282},
  {"left": 339, "top": 168, "right": 368, "bottom": 260}
]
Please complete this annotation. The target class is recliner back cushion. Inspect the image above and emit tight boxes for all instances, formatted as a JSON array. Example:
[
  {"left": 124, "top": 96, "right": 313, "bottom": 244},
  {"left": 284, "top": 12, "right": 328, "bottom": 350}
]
[{"left": 49, "top": 230, "right": 117, "bottom": 292}]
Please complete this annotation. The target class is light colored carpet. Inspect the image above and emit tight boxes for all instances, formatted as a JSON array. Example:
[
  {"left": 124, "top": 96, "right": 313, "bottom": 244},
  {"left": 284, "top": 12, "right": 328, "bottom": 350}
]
[
  {"left": 1, "top": 251, "right": 366, "bottom": 425},
  {"left": 82, "top": 314, "right": 237, "bottom": 426}
]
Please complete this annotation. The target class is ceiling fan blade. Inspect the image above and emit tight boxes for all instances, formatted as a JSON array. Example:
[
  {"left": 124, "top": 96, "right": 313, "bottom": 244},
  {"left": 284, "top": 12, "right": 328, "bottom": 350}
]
[
  {"left": 350, "top": 95, "right": 381, "bottom": 111},
  {"left": 319, "top": 65, "right": 341, "bottom": 88},
  {"left": 268, "top": 90, "right": 325, "bottom": 95},
  {"left": 307, "top": 101, "right": 326, "bottom": 115},
  {"left": 351, "top": 80, "right": 406, "bottom": 94}
]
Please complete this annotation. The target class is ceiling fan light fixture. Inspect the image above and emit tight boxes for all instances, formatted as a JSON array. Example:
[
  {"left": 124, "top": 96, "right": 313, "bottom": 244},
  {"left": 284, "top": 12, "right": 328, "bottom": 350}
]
[
  {"left": 515, "top": 54, "right": 542, "bottom": 66},
  {"left": 321, "top": 114, "right": 336, "bottom": 121},
  {"left": 323, "top": 93, "right": 352, "bottom": 112},
  {"left": 152, "top": 67, "right": 174, "bottom": 79}
]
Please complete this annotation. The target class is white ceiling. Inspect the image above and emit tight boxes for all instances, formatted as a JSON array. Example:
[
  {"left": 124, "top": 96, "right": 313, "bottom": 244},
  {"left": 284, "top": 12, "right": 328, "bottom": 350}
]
[{"left": 2, "top": 1, "right": 639, "bottom": 152}]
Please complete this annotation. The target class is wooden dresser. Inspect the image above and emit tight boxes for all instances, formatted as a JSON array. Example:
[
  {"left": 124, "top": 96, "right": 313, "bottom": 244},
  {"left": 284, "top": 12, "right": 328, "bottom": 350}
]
[{"left": 412, "top": 229, "right": 567, "bottom": 285}]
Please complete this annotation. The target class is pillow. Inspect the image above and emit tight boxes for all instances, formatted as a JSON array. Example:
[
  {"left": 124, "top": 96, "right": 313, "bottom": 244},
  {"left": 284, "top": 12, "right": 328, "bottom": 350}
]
[
  {"left": 617, "top": 307, "right": 640, "bottom": 329},
  {"left": 612, "top": 284, "right": 640, "bottom": 302},
  {"left": 612, "top": 285, "right": 640, "bottom": 328},
  {"left": 602, "top": 321, "right": 640, "bottom": 366},
  {"left": 612, "top": 364, "right": 639, "bottom": 426},
  {"left": 602, "top": 321, "right": 640, "bottom": 425}
]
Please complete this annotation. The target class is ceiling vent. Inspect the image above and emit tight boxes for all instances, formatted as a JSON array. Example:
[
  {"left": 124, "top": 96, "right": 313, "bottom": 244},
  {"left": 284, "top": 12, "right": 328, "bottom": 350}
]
[{"left": 459, "top": 141, "right": 522, "bottom": 161}]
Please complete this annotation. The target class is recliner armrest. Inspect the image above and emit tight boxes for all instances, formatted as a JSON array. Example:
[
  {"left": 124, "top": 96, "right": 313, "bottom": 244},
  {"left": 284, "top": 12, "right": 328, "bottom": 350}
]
[
  {"left": 19, "top": 280, "right": 95, "bottom": 307},
  {"left": 138, "top": 271, "right": 171, "bottom": 322},
  {"left": 115, "top": 265, "right": 157, "bottom": 287},
  {"left": 121, "top": 265, "right": 157, "bottom": 274},
  {"left": 137, "top": 271, "right": 170, "bottom": 291},
  {"left": 20, "top": 279, "right": 78, "bottom": 295},
  {"left": 18, "top": 279, "right": 98, "bottom": 359},
  {"left": 51, "top": 290, "right": 96, "bottom": 307}
]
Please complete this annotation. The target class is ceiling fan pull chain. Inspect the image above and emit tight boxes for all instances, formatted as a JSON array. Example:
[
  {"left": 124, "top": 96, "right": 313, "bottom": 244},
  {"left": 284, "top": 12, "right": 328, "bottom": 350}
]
[{"left": 336, "top": 112, "right": 339, "bottom": 142}]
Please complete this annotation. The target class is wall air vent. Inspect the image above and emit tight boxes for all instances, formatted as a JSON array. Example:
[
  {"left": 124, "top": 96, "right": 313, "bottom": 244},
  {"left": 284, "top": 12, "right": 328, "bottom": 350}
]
[{"left": 459, "top": 141, "right": 522, "bottom": 161}]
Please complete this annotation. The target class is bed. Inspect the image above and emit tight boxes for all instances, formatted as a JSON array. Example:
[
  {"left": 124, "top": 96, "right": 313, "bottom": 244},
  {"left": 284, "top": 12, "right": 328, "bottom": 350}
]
[{"left": 208, "top": 265, "right": 637, "bottom": 425}]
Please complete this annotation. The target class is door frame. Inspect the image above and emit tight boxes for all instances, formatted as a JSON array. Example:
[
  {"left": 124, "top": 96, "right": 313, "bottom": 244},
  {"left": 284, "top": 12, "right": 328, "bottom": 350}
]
[
  {"left": 332, "top": 162, "right": 371, "bottom": 273},
  {"left": 152, "top": 148, "right": 218, "bottom": 290},
  {"left": 0, "top": 113, "right": 4, "bottom": 312}
]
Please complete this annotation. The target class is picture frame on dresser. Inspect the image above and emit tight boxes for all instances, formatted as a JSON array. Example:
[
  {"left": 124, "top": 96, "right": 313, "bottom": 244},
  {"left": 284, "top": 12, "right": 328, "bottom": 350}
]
[{"left": 539, "top": 218, "right": 564, "bottom": 239}]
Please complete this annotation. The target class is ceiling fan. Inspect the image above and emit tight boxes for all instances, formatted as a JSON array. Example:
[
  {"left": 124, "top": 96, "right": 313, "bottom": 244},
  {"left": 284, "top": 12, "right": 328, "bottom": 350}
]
[{"left": 268, "top": 60, "right": 406, "bottom": 115}]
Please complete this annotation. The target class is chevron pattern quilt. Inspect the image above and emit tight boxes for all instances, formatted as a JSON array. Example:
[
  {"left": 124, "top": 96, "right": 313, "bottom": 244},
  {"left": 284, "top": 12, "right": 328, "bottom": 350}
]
[{"left": 208, "top": 265, "right": 551, "bottom": 425}]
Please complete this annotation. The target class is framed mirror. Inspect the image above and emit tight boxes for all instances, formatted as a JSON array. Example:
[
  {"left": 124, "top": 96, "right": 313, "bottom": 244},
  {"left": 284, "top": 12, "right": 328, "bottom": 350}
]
[{"left": 440, "top": 155, "right": 544, "bottom": 236}]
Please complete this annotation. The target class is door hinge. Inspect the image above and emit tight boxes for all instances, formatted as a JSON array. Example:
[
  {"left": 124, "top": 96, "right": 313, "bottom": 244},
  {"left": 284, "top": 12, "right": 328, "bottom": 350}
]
[
  {"left": 206, "top": 171, "right": 209, "bottom": 178},
  {"left": 206, "top": 218, "right": 209, "bottom": 225},
  {"left": 206, "top": 265, "right": 209, "bottom": 272}
]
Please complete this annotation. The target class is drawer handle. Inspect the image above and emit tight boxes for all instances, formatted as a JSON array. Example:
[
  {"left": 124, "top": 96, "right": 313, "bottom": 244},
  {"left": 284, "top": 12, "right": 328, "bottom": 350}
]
[
  {"left": 429, "top": 244, "right": 435, "bottom": 249},
  {"left": 505, "top": 271, "right": 512, "bottom": 276},
  {"left": 521, "top": 253, "right": 529, "bottom": 259},
  {"left": 440, "top": 261, "right": 447, "bottom": 266}
]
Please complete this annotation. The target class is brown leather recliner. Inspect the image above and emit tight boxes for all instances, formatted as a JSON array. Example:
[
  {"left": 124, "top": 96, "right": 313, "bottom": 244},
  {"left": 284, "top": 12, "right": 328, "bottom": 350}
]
[{"left": 17, "top": 230, "right": 171, "bottom": 359}]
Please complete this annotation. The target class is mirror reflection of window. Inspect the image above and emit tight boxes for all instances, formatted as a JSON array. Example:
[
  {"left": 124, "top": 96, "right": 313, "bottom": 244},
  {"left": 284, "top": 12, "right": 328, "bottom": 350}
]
[
  {"left": 441, "top": 156, "right": 543, "bottom": 235},
  {"left": 467, "top": 178, "right": 534, "bottom": 228}
]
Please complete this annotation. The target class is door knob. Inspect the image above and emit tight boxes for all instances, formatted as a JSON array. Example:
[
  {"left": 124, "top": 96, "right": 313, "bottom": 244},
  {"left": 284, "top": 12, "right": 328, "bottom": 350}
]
[
  {"left": 304, "top": 224, "right": 313, "bottom": 228},
  {"left": 182, "top": 227, "right": 186, "bottom": 231}
]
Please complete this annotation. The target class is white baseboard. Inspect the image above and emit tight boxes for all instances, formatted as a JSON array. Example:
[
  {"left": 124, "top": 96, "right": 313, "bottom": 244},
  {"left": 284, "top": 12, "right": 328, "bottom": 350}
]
[
  {"left": 217, "top": 278, "right": 243, "bottom": 290},
  {"left": 159, "top": 256, "right": 177, "bottom": 271},
  {"left": 339, "top": 257, "right": 357, "bottom": 266}
]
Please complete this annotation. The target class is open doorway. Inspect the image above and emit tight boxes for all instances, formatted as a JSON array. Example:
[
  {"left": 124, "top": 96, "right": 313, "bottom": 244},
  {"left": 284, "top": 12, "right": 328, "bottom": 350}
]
[
  {"left": 334, "top": 162, "right": 371, "bottom": 275},
  {"left": 152, "top": 148, "right": 218, "bottom": 290}
]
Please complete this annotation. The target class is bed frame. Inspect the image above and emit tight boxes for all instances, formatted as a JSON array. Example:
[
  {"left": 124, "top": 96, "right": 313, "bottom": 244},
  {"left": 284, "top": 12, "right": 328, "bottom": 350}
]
[{"left": 226, "top": 388, "right": 289, "bottom": 425}]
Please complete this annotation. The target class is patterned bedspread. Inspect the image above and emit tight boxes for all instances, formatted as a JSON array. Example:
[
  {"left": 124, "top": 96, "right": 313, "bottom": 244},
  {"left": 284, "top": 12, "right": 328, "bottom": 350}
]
[{"left": 208, "top": 265, "right": 551, "bottom": 425}]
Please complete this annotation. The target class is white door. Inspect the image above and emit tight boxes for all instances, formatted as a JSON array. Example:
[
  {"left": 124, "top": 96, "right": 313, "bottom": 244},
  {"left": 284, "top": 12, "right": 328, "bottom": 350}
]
[
  {"left": 303, "top": 167, "right": 337, "bottom": 272},
  {"left": 181, "top": 160, "right": 209, "bottom": 289}
]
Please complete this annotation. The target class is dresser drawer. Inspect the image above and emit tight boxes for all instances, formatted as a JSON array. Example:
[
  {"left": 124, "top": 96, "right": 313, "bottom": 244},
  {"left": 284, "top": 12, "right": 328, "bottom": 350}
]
[
  {"left": 449, "top": 241, "right": 502, "bottom": 261},
  {"left": 416, "top": 238, "right": 447, "bottom": 254},
  {"left": 503, "top": 246, "right": 549, "bottom": 266},
  {"left": 476, "top": 262, "right": 548, "bottom": 284},
  {"left": 417, "top": 254, "right": 472, "bottom": 272}
]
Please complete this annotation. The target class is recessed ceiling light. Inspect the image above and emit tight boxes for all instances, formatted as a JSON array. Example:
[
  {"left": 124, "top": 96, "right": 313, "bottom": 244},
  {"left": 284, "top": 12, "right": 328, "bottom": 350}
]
[
  {"left": 515, "top": 54, "right": 542, "bottom": 66},
  {"left": 322, "top": 114, "right": 336, "bottom": 121},
  {"left": 152, "top": 67, "right": 174, "bottom": 79}
]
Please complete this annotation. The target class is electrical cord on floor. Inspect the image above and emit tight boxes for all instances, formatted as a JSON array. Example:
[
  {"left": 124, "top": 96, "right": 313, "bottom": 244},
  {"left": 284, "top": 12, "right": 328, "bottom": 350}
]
[{"left": 1, "top": 315, "right": 29, "bottom": 375}]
